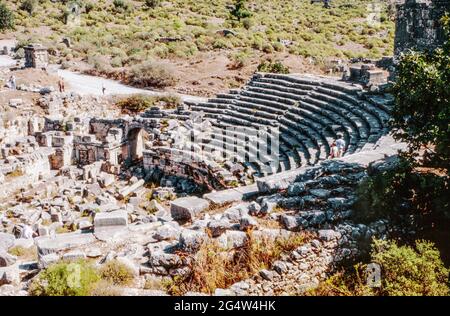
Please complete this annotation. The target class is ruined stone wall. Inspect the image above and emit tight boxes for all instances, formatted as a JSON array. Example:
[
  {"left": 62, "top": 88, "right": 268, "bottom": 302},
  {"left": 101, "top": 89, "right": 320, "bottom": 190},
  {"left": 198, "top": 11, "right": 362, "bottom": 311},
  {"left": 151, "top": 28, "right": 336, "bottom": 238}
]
[
  {"left": 395, "top": 0, "right": 450, "bottom": 55},
  {"left": 143, "top": 148, "right": 227, "bottom": 190},
  {"left": 24, "top": 44, "right": 49, "bottom": 69}
]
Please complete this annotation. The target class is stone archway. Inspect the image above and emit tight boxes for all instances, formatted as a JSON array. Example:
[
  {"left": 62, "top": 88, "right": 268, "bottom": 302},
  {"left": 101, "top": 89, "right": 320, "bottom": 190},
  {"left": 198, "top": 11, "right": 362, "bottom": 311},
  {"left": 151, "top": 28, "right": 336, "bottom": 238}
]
[{"left": 127, "top": 128, "right": 148, "bottom": 162}]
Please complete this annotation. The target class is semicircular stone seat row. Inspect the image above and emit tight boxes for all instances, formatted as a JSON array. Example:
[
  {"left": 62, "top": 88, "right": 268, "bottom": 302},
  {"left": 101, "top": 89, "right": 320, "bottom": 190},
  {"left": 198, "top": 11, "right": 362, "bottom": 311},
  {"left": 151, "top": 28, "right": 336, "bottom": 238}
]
[{"left": 182, "top": 73, "right": 393, "bottom": 178}]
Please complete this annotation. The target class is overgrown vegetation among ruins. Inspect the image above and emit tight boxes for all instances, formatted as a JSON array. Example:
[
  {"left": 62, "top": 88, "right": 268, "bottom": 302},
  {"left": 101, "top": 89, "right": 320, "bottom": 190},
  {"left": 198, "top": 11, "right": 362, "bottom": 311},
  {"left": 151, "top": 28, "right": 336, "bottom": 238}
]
[
  {"left": 164, "top": 232, "right": 309, "bottom": 295},
  {"left": 116, "top": 94, "right": 181, "bottom": 113}
]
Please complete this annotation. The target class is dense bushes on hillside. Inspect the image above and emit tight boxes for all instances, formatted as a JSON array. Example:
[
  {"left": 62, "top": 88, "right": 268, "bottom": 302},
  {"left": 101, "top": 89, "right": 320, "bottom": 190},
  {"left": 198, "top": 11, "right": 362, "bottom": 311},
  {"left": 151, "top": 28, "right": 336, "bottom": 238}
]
[
  {"left": 10, "top": 0, "right": 395, "bottom": 70},
  {"left": 129, "top": 61, "right": 178, "bottom": 88}
]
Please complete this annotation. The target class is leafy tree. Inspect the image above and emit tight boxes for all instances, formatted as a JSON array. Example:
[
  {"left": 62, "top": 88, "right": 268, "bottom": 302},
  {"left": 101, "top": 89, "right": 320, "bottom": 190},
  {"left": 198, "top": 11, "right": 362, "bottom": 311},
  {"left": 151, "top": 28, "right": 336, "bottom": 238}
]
[
  {"left": 0, "top": 2, "right": 14, "bottom": 31},
  {"left": 391, "top": 15, "right": 450, "bottom": 168},
  {"left": 230, "top": 0, "right": 252, "bottom": 21},
  {"left": 354, "top": 158, "right": 450, "bottom": 226}
]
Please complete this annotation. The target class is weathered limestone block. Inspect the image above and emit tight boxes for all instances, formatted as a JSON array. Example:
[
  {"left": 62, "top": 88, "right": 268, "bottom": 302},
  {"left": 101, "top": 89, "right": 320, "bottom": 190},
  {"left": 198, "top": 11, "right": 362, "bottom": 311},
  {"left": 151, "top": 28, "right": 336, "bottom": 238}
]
[
  {"left": 62, "top": 250, "right": 86, "bottom": 261},
  {"left": 217, "top": 231, "right": 248, "bottom": 249},
  {"left": 207, "top": 219, "right": 232, "bottom": 237},
  {"left": 170, "top": 197, "right": 210, "bottom": 221},
  {"left": 35, "top": 232, "right": 96, "bottom": 255},
  {"left": 221, "top": 203, "right": 249, "bottom": 222},
  {"left": 118, "top": 179, "right": 145, "bottom": 198},
  {"left": 0, "top": 233, "right": 15, "bottom": 251},
  {"left": 148, "top": 251, "right": 183, "bottom": 269},
  {"left": 38, "top": 253, "right": 60, "bottom": 269},
  {"left": 153, "top": 223, "right": 181, "bottom": 241},
  {"left": 179, "top": 230, "right": 207, "bottom": 253},
  {"left": 94, "top": 210, "right": 128, "bottom": 230},
  {"left": 0, "top": 250, "right": 17, "bottom": 267},
  {"left": 0, "top": 265, "right": 20, "bottom": 286}
]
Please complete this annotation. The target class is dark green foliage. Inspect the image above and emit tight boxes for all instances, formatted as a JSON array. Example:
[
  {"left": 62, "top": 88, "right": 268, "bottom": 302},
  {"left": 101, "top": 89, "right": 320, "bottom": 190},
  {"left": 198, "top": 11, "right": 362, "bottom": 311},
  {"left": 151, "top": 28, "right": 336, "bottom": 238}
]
[
  {"left": 29, "top": 260, "right": 100, "bottom": 296},
  {"left": 145, "top": 0, "right": 161, "bottom": 9},
  {"left": 257, "top": 60, "right": 290, "bottom": 74},
  {"left": 230, "top": 0, "right": 252, "bottom": 21},
  {"left": 354, "top": 159, "right": 450, "bottom": 228},
  {"left": 116, "top": 94, "right": 181, "bottom": 113},
  {"left": 311, "top": 239, "right": 450, "bottom": 296},
  {"left": 84, "top": 1, "right": 95, "bottom": 13},
  {"left": 113, "top": 0, "right": 132, "bottom": 12},
  {"left": 0, "top": 2, "right": 14, "bottom": 31},
  {"left": 99, "top": 260, "right": 134, "bottom": 286},
  {"left": 20, "top": 0, "right": 38, "bottom": 15},
  {"left": 391, "top": 15, "right": 450, "bottom": 168}
]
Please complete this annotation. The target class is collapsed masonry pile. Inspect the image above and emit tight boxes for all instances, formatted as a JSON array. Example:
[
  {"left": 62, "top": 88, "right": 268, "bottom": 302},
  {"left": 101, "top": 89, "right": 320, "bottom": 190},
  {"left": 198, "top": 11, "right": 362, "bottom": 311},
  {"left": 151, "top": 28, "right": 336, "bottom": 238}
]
[{"left": 0, "top": 143, "right": 400, "bottom": 295}]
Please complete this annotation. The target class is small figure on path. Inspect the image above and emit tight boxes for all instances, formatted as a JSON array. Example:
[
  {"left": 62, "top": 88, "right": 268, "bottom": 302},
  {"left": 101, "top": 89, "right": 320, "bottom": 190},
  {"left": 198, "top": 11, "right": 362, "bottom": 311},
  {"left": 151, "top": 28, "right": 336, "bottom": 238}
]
[
  {"left": 58, "top": 78, "right": 65, "bottom": 92},
  {"left": 336, "top": 134, "right": 346, "bottom": 157},
  {"left": 102, "top": 84, "right": 106, "bottom": 95},
  {"left": 9, "top": 75, "right": 16, "bottom": 90}
]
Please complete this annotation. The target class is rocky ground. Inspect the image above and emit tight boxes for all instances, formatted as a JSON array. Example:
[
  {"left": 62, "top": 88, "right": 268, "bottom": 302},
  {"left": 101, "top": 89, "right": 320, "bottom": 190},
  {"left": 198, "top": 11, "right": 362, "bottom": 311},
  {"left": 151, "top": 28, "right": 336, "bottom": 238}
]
[{"left": 0, "top": 48, "right": 403, "bottom": 296}]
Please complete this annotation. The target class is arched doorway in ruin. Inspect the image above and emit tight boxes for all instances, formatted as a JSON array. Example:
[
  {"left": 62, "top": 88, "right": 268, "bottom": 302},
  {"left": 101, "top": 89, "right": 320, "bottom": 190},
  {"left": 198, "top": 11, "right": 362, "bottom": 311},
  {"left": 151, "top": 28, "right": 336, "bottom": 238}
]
[{"left": 126, "top": 128, "right": 150, "bottom": 162}]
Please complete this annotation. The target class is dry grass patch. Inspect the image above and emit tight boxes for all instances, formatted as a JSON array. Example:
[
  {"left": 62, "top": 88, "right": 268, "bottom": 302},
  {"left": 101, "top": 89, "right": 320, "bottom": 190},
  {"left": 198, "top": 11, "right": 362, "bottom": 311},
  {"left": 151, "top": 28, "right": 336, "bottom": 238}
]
[
  {"left": 164, "top": 231, "right": 311, "bottom": 295},
  {"left": 8, "top": 245, "right": 37, "bottom": 261},
  {"left": 99, "top": 259, "right": 134, "bottom": 286},
  {"left": 89, "top": 280, "right": 124, "bottom": 296}
]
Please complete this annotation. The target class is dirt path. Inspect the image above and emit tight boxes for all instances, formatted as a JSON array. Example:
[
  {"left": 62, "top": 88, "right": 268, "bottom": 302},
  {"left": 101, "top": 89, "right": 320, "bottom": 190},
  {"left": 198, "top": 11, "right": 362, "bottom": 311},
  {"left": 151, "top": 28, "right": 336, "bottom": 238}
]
[{"left": 50, "top": 66, "right": 207, "bottom": 103}]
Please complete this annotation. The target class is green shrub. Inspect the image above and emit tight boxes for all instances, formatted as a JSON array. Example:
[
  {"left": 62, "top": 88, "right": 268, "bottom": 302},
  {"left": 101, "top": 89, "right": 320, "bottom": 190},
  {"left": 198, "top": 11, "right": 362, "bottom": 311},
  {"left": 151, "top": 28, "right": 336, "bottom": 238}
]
[
  {"left": 310, "top": 239, "right": 450, "bottom": 296},
  {"left": 230, "top": 0, "right": 252, "bottom": 21},
  {"left": 257, "top": 59, "right": 290, "bottom": 74},
  {"left": 0, "top": 2, "right": 14, "bottom": 31},
  {"left": 30, "top": 260, "right": 100, "bottom": 296},
  {"left": 229, "top": 50, "right": 250, "bottom": 69},
  {"left": 129, "top": 60, "right": 177, "bottom": 88},
  {"left": 371, "top": 239, "right": 449, "bottom": 296},
  {"left": 116, "top": 94, "right": 181, "bottom": 113},
  {"left": 84, "top": 1, "right": 95, "bottom": 13},
  {"left": 391, "top": 15, "right": 450, "bottom": 168},
  {"left": 116, "top": 94, "right": 154, "bottom": 113},
  {"left": 353, "top": 159, "right": 450, "bottom": 226},
  {"left": 113, "top": 0, "right": 131, "bottom": 12},
  {"left": 145, "top": 0, "right": 161, "bottom": 9},
  {"left": 99, "top": 260, "right": 134, "bottom": 286},
  {"left": 20, "top": 0, "right": 38, "bottom": 15}
]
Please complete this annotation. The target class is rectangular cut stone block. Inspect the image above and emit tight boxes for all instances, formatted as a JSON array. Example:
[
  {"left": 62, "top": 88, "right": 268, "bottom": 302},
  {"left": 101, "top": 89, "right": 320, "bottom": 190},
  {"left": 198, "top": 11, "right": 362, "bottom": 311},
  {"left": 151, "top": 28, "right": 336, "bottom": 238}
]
[
  {"left": 171, "top": 197, "right": 210, "bottom": 221},
  {"left": 203, "top": 184, "right": 259, "bottom": 205},
  {"left": 35, "top": 232, "right": 96, "bottom": 255},
  {"left": 94, "top": 210, "right": 128, "bottom": 229}
]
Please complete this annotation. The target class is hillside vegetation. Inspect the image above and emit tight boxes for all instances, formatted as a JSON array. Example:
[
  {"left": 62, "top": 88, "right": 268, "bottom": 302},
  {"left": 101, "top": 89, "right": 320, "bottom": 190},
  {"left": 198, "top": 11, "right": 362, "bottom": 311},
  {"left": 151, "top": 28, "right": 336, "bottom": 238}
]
[{"left": 3, "top": 0, "right": 395, "bottom": 91}]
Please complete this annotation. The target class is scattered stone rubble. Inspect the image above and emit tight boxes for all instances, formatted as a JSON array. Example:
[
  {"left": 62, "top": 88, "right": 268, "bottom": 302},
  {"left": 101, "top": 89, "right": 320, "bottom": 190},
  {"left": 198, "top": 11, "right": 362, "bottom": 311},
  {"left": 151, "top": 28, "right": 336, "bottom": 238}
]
[{"left": 0, "top": 61, "right": 406, "bottom": 296}]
